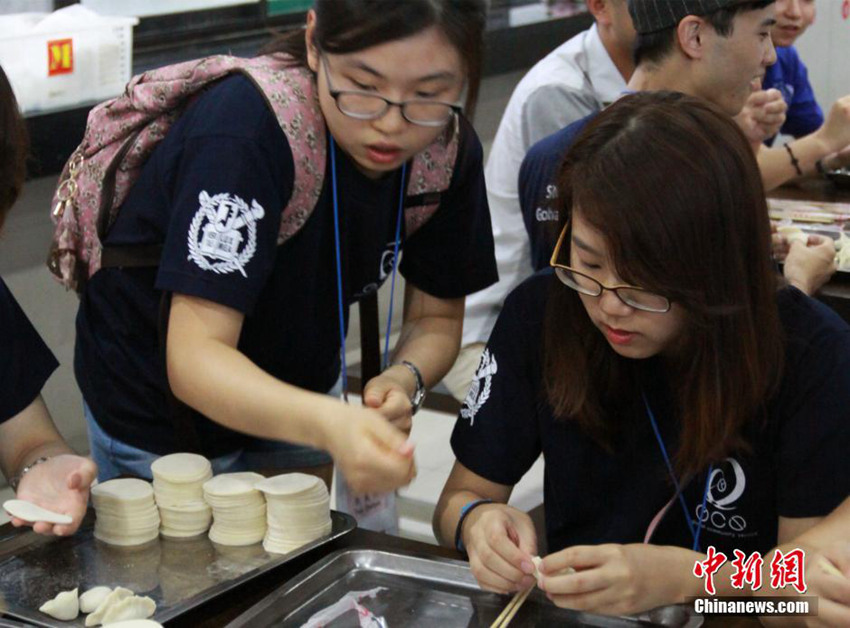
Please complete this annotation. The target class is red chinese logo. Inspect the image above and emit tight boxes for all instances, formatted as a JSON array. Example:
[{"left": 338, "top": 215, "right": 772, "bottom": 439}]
[
  {"left": 730, "top": 550, "right": 764, "bottom": 591},
  {"left": 843, "top": 0, "right": 850, "bottom": 20},
  {"left": 693, "top": 546, "right": 728, "bottom": 595},
  {"left": 770, "top": 548, "right": 807, "bottom": 594},
  {"left": 47, "top": 38, "right": 73, "bottom": 76}
]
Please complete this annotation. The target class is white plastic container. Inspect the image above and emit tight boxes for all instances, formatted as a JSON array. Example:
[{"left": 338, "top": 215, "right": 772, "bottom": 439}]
[{"left": 0, "top": 5, "right": 138, "bottom": 115}]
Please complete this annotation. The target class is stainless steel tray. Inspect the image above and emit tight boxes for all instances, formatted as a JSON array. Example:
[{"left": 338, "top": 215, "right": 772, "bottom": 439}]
[
  {"left": 226, "top": 549, "right": 703, "bottom": 627},
  {"left": 0, "top": 510, "right": 355, "bottom": 627}
]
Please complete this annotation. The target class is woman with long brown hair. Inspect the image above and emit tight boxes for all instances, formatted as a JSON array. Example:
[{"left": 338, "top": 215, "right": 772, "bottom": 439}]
[{"left": 435, "top": 91, "right": 850, "bottom": 615}]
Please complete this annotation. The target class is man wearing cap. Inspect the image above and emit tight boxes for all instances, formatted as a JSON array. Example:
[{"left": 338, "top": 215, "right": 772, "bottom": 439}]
[{"left": 519, "top": 0, "right": 848, "bottom": 296}]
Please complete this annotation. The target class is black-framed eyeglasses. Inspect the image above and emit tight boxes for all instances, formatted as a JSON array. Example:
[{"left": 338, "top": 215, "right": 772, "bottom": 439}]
[
  {"left": 549, "top": 221, "right": 672, "bottom": 313},
  {"left": 320, "top": 55, "right": 462, "bottom": 128}
]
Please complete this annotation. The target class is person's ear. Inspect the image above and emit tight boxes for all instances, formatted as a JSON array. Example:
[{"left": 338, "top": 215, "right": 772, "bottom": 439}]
[
  {"left": 677, "top": 15, "right": 707, "bottom": 60},
  {"left": 305, "top": 9, "right": 319, "bottom": 73},
  {"left": 586, "top": 0, "right": 611, "bottom": 25}
]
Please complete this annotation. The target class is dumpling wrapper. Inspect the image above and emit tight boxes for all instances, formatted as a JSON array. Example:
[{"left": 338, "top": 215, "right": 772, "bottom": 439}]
[
  {"left": 85, "top": 586, "right": 133, "bottom": 626},
  {"left": 4, "top": 499, "right": 72, "bottom": 525},
  {"left": 531, "top": 555, "right": 575, "bottom": 584},
  {"left": 79, "top": 586, "right": 112, "bottom": 614},
  {"left": 39, "top": 587, "right": 79, "bottom": 621},
  {"left": 100, "top": 595, "right": 156, "bottom": 624}
]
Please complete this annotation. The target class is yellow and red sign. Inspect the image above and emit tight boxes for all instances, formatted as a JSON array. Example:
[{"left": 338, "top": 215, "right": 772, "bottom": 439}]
[{"left": 47, "top": 38, "right": 74, "bottom": 76}]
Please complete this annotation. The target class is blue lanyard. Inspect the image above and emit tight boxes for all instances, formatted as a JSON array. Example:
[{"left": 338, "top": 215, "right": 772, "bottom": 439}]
[
  {"left": 642, "top": 391, "right": 713, "bottom": 553},
  {"left": 330, "top": 135, "right": 406, "bottom": 402}
]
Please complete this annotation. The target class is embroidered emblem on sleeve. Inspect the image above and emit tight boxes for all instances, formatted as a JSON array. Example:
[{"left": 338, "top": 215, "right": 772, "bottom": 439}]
[
  {"left": 188, "top": 191, "right": 265, "bottom": 277},
  {"left": 460, "top": 348, "right": 498, "bottom": 425}
]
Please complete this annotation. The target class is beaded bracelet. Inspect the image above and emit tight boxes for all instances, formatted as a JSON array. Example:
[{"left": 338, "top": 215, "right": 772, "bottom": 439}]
[
  {"left": 9, "top": 456, "right": 51, "bottom": 492},
  {"left": 454, "top": 498, "right": 493, "bottom": 553}
]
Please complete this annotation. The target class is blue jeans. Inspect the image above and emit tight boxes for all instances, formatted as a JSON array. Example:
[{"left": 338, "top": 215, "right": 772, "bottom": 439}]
[{"left": 84, "top": 387, "right": 335, "bottom": 482}]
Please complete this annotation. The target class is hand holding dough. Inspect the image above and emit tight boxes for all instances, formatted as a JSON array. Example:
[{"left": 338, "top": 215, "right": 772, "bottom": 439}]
[{"left": 39, "top": 587, "right": 79, "bottom": 621}]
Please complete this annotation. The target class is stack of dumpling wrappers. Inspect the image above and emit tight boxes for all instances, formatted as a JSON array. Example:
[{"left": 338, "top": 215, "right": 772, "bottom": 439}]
[
  {"left": 92, "top": 479, "right": 160, "bottom": 546},
  {"left": 256, "top": 473, "right": 332, "bottom": 554},
  {"left": 151, "top": 453, "right": 213, "bottom": 538},
  {"left": 203, "top": 472, "right": 267, "bottom": 546}
]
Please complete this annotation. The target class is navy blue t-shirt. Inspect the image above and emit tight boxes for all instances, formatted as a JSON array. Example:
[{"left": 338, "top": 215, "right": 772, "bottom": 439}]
[
  {"left": 763, "top": 46, "right": 823, "bottom": 145},
  {"left": 452, "top": 271, "right": 850, "bottom": 556},
  {"left": 518, "top": 116, "right": 592, "bottom": 271},
  {"left": 1, "top": 278, "right": 58, "bottom": 422},
  {"left": 75, "top": 74, "right": 497, "bottom": 457}
]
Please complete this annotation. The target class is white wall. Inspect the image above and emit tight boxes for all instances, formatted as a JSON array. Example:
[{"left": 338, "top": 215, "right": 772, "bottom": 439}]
[{"left": 793, "top": 0, "right": 850, "bottom": 109}]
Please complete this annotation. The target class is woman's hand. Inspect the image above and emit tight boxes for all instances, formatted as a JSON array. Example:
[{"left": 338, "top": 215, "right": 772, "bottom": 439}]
[
  {"left": 783, "top": 236, "right": 838, "bottom": 296},
  {"left": 13, "top": 454, "right": 97, "bottom": 536},
  {"left": 538, "top": 543, "right": 695, "bottom": 616},
  {"left": 324, "top": 404, "right": 416, "bottom": 494},
  {"left": 463, "top": 503, "right": 538, "bottom": 594},
  {"left": 801, "top": 543, "right": 850, "bottom": 627},
  {"left": 363, "top": 366, "right": 416, "bottom": 433}
]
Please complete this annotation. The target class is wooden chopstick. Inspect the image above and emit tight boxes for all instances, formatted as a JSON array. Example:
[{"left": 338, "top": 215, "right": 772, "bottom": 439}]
[{"left": 490, "top": 585, "right": 534, "bottom": 628}]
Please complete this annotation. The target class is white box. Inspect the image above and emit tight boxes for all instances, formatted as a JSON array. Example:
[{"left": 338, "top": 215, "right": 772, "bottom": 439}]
[
  {"left": 0, "top": 5, "right": 138, "bottom": 116},
  {"left": 81, "top": 0, "right": 259, "bottom": 19}
]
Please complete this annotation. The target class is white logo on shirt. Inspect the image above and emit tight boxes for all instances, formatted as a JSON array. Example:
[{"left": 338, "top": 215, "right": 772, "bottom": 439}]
[
  {"left": 187, "top": 191, "right": 265, "bottom": 277},
  {"left": 696, "top": 458, "right": 749, "bottom": 534},
  {"left": 460, "top": 348, "right": 498, "bottom": 425}
]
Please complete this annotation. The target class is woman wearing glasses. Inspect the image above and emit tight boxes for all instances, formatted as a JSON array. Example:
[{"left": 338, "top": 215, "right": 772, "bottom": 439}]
[
  {"left": 435, "top": 92, "right": 850, "bottom": 615},
  {"left": 74, "top": 0, "right": 496, "bottom": 489}
]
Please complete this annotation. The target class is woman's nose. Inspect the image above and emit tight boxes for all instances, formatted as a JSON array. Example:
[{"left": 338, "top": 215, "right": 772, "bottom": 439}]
[
  {"left": 372, "top": 102, "right": 407, "bottom": 135},
  {"left": 598, "top": 288, "right": 633, "bottom": 317}
]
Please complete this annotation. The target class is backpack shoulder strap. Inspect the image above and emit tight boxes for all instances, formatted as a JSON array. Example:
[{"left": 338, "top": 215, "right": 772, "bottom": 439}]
[
  {"left": 237, "top": 55, "right": 327, "bottom": 245},
  {"left": 404, "top": 119, "right": 461, "bottom": 238}
]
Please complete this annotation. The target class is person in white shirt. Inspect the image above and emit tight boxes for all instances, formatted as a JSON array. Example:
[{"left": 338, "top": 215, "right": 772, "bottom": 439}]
[{"left": 442, "top": 0, "right": 636, "bottom": 401}]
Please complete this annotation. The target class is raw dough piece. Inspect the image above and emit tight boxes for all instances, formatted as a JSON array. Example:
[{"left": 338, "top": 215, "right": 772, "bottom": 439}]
[
  {"left": 100, "top": 595, "right": 156, "bottom": 624},
  {"left": 4, "top": 499, "right": 72, "bottom": 525},
  {"left": 530, "top": 555, "right": 575, "bottom": 584},
  {"left": 256, "top": 473, "right": 331, "bottom": 554},
  {"left": 151, "top": 453, "right": 213, "bottom": 538},
  {"left": 92, "top": 479, "right": 160, "bottom": 547},
  {"left": 85, "top": 586, "right": 133, "bottom": 626},
  {"left": 39, "top": 587, "right": 79, "bottom": 621},
  {"left": 777, "top": 225, "right": 807, "bottom": 245},
  {"left": 204, "top": 472, "right": 266, "bottom": 547},
  {"left": 80, "top": 586, "right": 112, "bottom": 613}
]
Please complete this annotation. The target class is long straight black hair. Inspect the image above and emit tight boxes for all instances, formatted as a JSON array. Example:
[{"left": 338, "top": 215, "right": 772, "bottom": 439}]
[{"left": 260, "top": 0, "right": 487, "bottom": 118}]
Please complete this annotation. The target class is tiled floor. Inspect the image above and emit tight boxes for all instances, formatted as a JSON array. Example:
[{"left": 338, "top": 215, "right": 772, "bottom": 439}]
[{"left": 1, "top": 69, "right": 538, "bottom": 542}]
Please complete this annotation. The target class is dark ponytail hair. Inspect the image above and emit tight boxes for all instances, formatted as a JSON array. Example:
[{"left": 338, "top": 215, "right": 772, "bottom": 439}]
[
  {"left": 0, "top": 65, "right": 28, "bottom": 231},
  {"left": 260, "top": 0, "right": 486, "bottom": 117}
]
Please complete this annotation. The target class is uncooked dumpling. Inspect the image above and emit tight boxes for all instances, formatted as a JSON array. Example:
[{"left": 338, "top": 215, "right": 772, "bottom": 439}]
[
  {"left": 4, "top": 499, "right": 72, "bottom": 525},
  {"left": 100, "top": 595, "right": 156, "bottom": 624},
  {"left": 79, "top": 586, "right": 112, "bottom": 613},
  {"left": 85, "top": 586, "right": 133, "bottom": 626},
  {"left": 39, "top": 587, "right": 79, "bottom": 621}
]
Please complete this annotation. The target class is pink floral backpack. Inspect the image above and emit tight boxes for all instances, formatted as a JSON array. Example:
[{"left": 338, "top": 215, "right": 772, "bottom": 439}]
[{"left": 47, "top": 52, "right": 459, "bottom": 292}]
